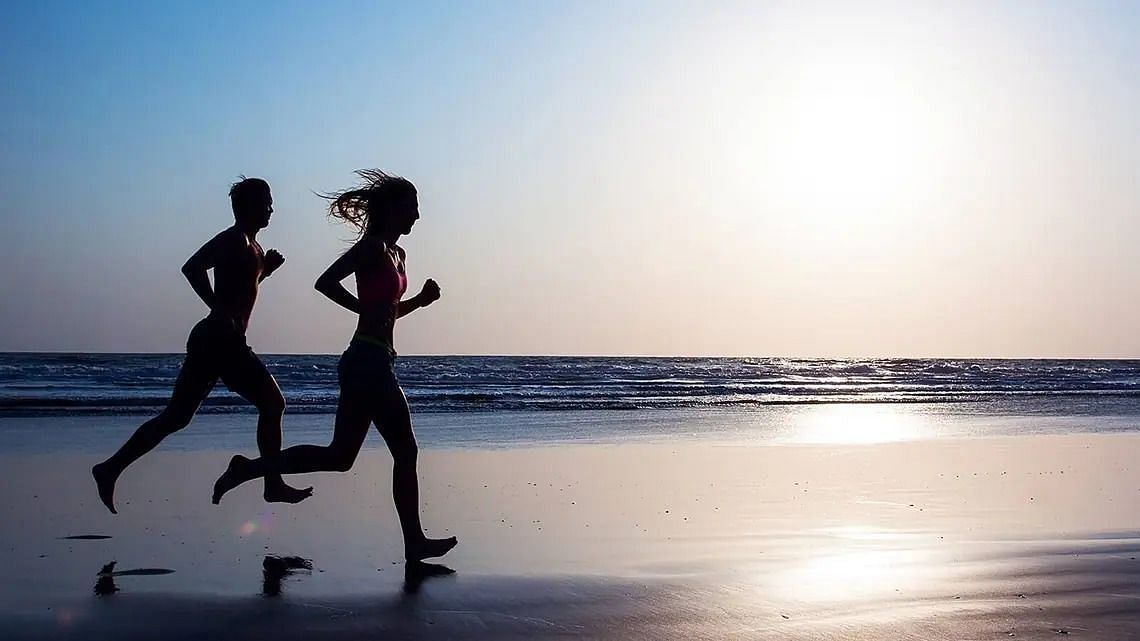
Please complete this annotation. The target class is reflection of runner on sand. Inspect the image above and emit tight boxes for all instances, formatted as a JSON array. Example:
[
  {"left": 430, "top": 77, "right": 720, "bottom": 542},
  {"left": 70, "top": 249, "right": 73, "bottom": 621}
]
[
  {"left": 262, "top": 556, "right": 312, "bottom": 597},
  {"left": 213, "top": 170, "right": 457, "bottom": 563},
  {"left": 94, "top": 562, "right": 176, "bottom": 596},
  {"left": 403, "top": 561, "right": 456, "bottom": 594},
  {"left": 92, "top": 178, "right": 312, "bottom": 514}
]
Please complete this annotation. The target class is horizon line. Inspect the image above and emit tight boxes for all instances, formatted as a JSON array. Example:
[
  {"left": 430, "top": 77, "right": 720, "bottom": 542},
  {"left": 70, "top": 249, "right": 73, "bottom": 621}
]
[{"left": 2, "top": 350, "right": 1140, "bottom": 361}]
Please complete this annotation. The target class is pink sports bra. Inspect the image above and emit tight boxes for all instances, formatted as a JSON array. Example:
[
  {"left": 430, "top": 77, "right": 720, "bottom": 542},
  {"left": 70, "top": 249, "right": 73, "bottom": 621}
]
[{"left": 357, "top": 245, "right": 407, "bottom": 308}]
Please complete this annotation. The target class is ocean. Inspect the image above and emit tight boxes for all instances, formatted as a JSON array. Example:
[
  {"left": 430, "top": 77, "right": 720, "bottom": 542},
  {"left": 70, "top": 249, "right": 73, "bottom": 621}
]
[{"left": 3, "top": 354, "right": 1140, "bottom": 452}]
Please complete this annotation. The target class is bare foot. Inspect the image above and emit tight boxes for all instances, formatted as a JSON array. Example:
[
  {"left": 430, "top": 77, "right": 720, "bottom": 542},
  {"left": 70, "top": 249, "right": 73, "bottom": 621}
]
[
  {"left": 405, "top": 536, "right": 458, "bottom": 562},
  {"left": 212, "top": 455, "right": 251, "bottom": 505},
  {"left": 92, "top": 462, "right": 119, "bottom": 514},
  {"left": 263, "top": 481, "right": 313, "bottom": 505}
]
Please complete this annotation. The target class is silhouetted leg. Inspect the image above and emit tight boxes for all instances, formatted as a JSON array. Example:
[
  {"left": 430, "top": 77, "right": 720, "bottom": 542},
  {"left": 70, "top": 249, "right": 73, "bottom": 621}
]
[
  {"left": 222, "top": 356, "right": 311, "bottom": 505},
  {"left": 374, "top": 386, "right": 457, "bottom": 561},
  {"left": 213, "top": 390, "right": 372, "bottom": 503},
  {"left": 92, "top": 362, "right": 215, "bottom": 513}
]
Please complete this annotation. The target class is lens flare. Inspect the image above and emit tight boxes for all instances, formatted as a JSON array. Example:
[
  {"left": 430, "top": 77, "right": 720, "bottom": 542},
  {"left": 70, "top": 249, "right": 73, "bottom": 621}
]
[{"left": 238, "top": 511, "right": 277, "bottom": 537}]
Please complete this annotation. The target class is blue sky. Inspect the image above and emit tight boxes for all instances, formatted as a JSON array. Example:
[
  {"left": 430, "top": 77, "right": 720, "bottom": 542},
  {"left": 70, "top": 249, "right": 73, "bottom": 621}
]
[{"left": 2, "top": 1, "right": 1140, "bottom": 356}]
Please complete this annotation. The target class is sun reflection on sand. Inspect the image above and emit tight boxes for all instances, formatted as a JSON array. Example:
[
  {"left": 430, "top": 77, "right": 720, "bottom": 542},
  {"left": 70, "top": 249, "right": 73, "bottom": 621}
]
[
  {"left": 780, "top": 549, "right": 922, "bottom": 602},
  {"left": 791, "top": 405, "right": 928, "bottom": 444},
  {"left": 774, "top": 527, "right": 935, "bottom": 603}
]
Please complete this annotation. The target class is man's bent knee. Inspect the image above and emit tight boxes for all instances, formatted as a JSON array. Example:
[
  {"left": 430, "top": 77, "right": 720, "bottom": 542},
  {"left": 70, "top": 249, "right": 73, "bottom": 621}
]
[{"left": 155, "top": 407, "right": 194, "bottom": 434}]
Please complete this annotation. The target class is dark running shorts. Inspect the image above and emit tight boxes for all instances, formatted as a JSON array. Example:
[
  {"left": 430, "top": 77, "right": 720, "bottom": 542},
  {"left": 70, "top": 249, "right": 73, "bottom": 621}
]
[
  {"left": 337, "top": 339, "right": 400, "bottom": 396},
  {"left": 182, "top": 315, "right": 272, "bottom": 393}
]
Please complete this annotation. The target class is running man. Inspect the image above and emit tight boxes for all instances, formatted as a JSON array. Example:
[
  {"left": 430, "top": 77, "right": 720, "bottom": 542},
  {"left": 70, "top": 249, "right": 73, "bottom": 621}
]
[{"left": 92, "top": 177, "right": 312, "bottom": 513}]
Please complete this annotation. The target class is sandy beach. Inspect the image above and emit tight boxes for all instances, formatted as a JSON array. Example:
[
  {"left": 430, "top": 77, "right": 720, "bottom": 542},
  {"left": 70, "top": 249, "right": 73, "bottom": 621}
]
[
  {"left": 2, "top": 433, "right": 1140, "bottom": 639},
  {"left": 6, "top": 0, "right": 1140, "bottom": 637}
]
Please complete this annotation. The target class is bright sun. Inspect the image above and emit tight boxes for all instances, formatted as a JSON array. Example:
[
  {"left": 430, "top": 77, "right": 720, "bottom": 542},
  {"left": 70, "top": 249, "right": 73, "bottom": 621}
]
[{"left": 762, "top": 56, "right": 950, "bottom": 237}]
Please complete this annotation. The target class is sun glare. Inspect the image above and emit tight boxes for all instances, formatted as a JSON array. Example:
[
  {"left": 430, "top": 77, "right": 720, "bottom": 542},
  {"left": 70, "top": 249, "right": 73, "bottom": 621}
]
[
  {"left": 779, "top": 70, "right": 918, "bottom": 198},
  {"left": 791, "top": 405, "right": 927, "bottom": 445},
  {"left": 768, "top": 526, "right": 935, "bottom": 603},
  {"left": 760, "top": 53, "right": 954, "bottom": 243},
  {"left": 778, "top": 547, "right": 924, "bottom": 603}
]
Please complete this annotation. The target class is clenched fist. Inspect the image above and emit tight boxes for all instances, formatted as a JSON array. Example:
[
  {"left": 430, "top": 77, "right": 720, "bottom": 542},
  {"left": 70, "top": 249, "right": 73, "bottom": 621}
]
[
  {"left": 263, "top": 249, "right": 285, "bottom": 275},
  {"left": 418, "top": 278, "right": 441, "bottom": 306}
]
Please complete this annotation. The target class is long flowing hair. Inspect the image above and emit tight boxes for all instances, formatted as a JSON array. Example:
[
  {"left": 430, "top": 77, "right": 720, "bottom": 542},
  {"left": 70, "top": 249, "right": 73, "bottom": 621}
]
[{"left": 322, "top": 169, "right": 416, "bottom": 236}]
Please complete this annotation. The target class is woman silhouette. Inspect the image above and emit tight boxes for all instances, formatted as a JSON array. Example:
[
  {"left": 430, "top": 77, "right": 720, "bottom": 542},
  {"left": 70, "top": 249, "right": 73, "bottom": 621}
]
[{"left": 213, "top": 170, "right": 456, "bottom": 562}]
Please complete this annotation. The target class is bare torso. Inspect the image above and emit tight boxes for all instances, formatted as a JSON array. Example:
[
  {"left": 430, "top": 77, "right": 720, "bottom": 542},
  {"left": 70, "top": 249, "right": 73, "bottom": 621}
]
[{"left": 211, "top": 228, "right": 264, "bottom": 332}]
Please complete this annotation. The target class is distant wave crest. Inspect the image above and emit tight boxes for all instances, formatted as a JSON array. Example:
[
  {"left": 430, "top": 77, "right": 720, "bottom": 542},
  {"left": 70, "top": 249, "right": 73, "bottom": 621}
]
[{"left": 2, "top": 354, "right": 1140, "bottom": 417}]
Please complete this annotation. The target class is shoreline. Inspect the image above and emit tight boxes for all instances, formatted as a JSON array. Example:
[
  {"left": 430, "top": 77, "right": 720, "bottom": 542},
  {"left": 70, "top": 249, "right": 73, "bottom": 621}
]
[
  {"left": 5, "top": 405, "right": 1140, "bottom": 455},
  {"left": 5, "top": 434, "right": 1140, "bottom": 638}
]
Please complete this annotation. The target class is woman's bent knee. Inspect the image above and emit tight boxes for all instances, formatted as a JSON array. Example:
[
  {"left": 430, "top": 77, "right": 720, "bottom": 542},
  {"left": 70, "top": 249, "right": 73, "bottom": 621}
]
[{"left": 328, "top": 447, "right": 357, "bottom": 472}]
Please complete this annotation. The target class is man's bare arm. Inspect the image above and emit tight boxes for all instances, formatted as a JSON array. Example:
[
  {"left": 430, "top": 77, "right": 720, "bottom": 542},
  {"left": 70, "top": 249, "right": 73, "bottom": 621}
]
[{"left": 181, "top": 232, "right": 227, "bottom": 311}]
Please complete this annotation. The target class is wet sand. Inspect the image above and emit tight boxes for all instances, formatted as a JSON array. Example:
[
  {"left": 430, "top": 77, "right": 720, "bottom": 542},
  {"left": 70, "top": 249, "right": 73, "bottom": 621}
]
[{"left": 4, "top": 434, "right": 1140, "bottom": 639}]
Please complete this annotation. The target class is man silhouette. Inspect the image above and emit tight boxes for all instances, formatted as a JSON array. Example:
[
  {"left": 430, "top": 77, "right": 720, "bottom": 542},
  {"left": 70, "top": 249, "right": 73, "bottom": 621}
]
[{"left": 92, "top": 177, "right": 312, "bottom": 513}]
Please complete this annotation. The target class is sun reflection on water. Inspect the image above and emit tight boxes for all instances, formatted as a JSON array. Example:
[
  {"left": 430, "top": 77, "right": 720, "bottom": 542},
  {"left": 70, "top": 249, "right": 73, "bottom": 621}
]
[{"left": 790, "top": 405, "right": 928, "bottom": 444}]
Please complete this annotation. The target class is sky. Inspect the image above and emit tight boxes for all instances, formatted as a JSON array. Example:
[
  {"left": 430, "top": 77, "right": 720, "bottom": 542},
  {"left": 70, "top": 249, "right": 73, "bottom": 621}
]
[{"left": 1, "top": 0, "right": 1139, "bottom": 357}]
